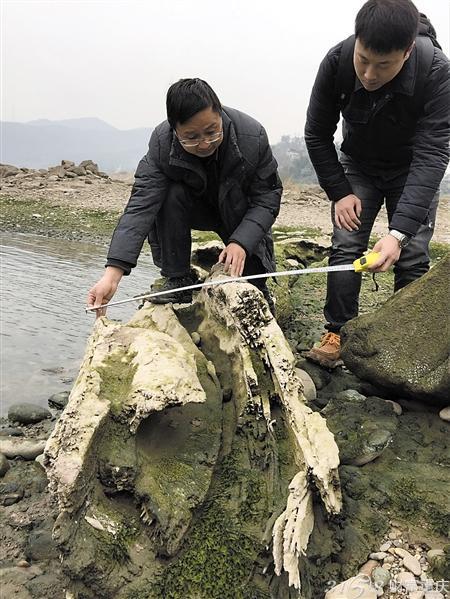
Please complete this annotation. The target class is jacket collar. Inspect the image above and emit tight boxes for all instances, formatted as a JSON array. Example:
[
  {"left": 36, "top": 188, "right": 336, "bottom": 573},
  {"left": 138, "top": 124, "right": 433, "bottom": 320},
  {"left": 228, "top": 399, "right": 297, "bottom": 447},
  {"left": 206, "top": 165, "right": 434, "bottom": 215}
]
[{"left": 354, "top": 44, "right": 418, "bottom": 97}]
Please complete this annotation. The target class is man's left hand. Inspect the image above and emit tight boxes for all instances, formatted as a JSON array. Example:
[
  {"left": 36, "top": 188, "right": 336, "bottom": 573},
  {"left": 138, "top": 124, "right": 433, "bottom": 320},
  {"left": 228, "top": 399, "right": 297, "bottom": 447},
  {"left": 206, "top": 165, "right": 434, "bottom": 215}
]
[
  {"left": 219, "top": 242, "right": 246, "bottom": 277},
  {"left": 370, "top": 235, "right": 402, "bottom": 271}
]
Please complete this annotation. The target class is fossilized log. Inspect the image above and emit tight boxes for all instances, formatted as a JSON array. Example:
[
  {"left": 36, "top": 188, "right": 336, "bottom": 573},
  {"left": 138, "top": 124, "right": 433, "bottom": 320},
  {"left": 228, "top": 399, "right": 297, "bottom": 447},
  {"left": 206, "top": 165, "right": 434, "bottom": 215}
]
[{"left": 45, "top": 268, "right": 341, "bottom": 598}]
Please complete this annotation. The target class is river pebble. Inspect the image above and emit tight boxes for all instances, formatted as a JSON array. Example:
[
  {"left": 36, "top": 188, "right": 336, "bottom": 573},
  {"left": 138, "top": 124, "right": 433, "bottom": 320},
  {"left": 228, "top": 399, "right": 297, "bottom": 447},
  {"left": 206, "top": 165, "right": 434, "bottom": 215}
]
[
  {"left": 438, "top": 406, "right": 450, "bottom": 421},
  {"left": 403, "top": 553, "right": 422, "bottom": 576},
  {"left": 372, "top": 566, "right": 390, "bottom": 588},
  {"left": 0, "top": 438, "right": 47, "bottom": 460},
  {"left": 8, "top": 403, "right": 51, "bottom": 424},
  {"left": 47, "top": 391, "right": 70, "bottom": 410},
  {"left": 369, "top": 552, "right": 387, "bottom": 560}
]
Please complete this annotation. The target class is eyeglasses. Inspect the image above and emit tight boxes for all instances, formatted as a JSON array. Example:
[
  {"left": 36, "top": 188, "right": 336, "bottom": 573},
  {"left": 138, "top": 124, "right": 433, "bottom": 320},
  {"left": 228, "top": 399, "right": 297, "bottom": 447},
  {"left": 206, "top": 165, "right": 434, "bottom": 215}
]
[{"left": 175, "top": 129, "right": 223, "bottom": 148}]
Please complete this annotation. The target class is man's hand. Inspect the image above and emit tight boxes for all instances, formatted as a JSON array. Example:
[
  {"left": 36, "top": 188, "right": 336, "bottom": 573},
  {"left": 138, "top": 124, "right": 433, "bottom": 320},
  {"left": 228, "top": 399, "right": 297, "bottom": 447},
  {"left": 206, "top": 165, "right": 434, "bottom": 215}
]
[
  {"left": 87, "top": 266, "right": 124, "bottom": 318},
  {"left": 334, "top": 194, "right": 362, "bottom": 231},
  {"left": 369, "top": 235, "right": 402, "bottom": 272},
  {"left": 218, "top": 242, "right": 246, "bottom": 277}
]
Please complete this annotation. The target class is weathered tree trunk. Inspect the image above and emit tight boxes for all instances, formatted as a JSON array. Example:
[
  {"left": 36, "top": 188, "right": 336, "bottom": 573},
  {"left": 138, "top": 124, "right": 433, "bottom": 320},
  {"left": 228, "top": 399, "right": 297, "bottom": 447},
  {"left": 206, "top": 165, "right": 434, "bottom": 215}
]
[{"left": 45, "top": 268, "right": 341, "bottom": 599}]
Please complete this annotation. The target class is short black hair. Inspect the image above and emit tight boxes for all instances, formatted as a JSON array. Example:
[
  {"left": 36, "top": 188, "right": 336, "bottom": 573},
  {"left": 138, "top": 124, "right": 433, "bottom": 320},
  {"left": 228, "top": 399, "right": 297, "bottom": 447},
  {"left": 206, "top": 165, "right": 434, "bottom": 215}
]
[
  {"left": 166, "top": 78, "right": 222, "bottom": 128},
  {"left": 355, "top": 0, "right": 419, "bottom": 53}
]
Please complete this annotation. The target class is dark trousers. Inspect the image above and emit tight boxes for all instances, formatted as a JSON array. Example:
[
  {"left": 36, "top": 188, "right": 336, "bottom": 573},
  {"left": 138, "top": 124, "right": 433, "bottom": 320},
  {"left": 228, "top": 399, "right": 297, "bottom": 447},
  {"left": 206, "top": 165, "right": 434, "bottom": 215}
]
[
  {"left": 150, "top": 183, "right": 267, "bottom": 286},
  {"left": 325, "top": 159, "right": 439, "bottom": 333}
]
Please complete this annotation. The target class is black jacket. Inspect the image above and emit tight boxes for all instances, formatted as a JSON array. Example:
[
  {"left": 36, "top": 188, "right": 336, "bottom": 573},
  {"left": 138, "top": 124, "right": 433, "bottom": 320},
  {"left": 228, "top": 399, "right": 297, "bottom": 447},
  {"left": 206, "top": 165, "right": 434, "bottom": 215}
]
[
  {"left": 107, "top": 107, "right": 282, "bottom": 273},
  {"left": 305, "top": 40, "right": 450, "bottom": 237}
]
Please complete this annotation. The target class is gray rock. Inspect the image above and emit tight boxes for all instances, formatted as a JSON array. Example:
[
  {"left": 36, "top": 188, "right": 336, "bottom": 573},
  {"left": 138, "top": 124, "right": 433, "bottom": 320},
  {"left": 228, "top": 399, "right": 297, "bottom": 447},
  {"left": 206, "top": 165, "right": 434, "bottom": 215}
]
[
  {"left": 8, "top": 403, "right": 51, "bottom": 424},
  {"left": 65, "top": 170, "right": 78, "bottom": 178},
  {"left": 0, "top": 427, "right": 24, "bottom": 437},
  {"left": 61, "top": 160, "right": 75, "bottom": 168},
  {"left": 0, "top": 164, "right": 20, "bottom": 177},
  {"left": 372, "top": 566, "right": 391, "bottom": 588},
  {"left": 67, "top": 165, "right": 86, "bottom": 176},
  {"left": 0, "top": 481, "right": 24, "bottom": 505},
  {"left": 0, "top": 438, "right": 47, "bottom": 460},
  {"left": 347, "top": 429, "right": 392, "bottom": 466},
  {"left": 48, "top": 391, "right": 70, "bottom": 410},
  {"left": 341, "top": 256, "right": 450, "bottom": 404},
  {"left": 295, "top": 368, "right": 317, "bottom": 401},
  {"left": 26, "top": 523, "right": 58, "bottom": 561},
  {"left": 336, "top": 389, "right": 367, "bottom": 402},
  {"left": 0, "top": 452, "right": 10, "bottom": 477},
  {"left": 48, "top": 166, "right": 65, "bottom": 178}
]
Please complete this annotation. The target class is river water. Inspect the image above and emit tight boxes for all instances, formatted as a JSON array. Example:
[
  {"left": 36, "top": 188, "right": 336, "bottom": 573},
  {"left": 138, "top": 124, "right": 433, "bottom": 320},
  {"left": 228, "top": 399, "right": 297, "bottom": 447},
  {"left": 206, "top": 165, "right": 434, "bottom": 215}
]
[{"left": 1, "top": 232, "right": 159, "bottom": 415}]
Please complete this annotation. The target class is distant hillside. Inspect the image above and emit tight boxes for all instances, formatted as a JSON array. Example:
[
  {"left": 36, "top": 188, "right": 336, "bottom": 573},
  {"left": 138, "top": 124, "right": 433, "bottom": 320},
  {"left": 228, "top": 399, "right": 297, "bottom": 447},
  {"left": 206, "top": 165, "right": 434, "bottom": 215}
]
[
  {"left": 1, "top": 118, "right": 152, "bottom": 173},
  {"left": 271, "top": 136, "right": 318, "bottom": 184}
]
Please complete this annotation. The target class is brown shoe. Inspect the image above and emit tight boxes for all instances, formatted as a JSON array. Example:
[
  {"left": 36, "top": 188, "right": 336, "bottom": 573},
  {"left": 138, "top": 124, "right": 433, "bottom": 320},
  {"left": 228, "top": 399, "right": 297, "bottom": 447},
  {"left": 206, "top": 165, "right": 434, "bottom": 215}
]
[{"left": 306, "top": 332, "right": 342, "bottom": 368}]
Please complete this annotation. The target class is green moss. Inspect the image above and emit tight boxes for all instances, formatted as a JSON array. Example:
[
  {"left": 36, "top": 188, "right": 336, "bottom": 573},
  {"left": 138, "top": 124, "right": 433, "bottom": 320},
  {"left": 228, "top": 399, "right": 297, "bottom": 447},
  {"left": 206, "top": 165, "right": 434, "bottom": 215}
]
[
  {"left": 0, "top": 194, "right": 120, "bottom": 241},
  {"left": 97, "top": 349, "right": 137, "bottom": 416}
]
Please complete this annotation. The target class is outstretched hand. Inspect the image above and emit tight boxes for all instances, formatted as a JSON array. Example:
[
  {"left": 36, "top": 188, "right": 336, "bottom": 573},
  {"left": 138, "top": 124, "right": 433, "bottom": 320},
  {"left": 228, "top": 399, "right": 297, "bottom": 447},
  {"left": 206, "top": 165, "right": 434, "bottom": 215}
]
[
  {"left": 87, "top": 266, "right": 124, "bottom": 318},
  {"left": 218, "top": 242, "right": 246, "bottom": 277}
]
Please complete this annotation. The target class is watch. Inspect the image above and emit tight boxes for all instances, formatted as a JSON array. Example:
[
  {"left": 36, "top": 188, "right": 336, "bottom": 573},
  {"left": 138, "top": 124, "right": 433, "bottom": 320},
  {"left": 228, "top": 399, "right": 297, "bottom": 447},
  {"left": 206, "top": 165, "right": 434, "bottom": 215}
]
[{"left": 389, "top": 229, "right": 411, "bottom": 248}]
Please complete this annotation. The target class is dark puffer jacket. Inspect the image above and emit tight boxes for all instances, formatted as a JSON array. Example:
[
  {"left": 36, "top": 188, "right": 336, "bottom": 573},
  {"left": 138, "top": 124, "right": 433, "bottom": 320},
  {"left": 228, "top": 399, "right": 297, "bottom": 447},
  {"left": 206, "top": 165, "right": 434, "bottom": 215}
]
[
  {"left": 107, "top": 107, "right": 282, "bottom": 273},
  {"left": 305, "top": 39, "right": 450, "bottom": 237}
]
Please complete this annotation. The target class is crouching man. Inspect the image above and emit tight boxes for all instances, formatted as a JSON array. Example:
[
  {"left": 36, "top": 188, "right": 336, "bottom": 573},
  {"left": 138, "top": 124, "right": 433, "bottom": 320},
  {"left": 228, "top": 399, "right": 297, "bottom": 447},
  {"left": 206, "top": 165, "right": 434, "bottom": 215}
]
[{"left": 88, "top": 78, "right": 282, "bottom": 315}]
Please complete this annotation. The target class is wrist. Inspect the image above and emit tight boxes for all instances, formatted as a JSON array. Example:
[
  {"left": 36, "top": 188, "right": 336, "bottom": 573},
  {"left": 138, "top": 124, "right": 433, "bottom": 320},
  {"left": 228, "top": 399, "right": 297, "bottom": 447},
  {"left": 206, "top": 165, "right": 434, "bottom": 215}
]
[
  {"left": 388, "top": 229, "right": 411, "bottom": 248},
  {"left": 104, "top": 266, "right": 124, "bottom": 283}
]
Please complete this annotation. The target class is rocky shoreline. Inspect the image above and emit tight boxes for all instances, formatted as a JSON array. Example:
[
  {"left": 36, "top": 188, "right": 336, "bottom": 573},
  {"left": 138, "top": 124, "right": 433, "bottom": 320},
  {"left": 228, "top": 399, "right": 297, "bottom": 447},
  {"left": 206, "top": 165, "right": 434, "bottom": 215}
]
[{"left": 1, "top": 167, "right": 449, "bottom": 598}]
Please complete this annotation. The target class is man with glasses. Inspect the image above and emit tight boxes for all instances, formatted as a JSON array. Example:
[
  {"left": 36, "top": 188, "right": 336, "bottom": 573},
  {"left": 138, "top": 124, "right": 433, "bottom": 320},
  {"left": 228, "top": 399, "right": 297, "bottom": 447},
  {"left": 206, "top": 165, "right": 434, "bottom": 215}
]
[{"left": 87, "top": 78, "right": 282, "bottom": 314}]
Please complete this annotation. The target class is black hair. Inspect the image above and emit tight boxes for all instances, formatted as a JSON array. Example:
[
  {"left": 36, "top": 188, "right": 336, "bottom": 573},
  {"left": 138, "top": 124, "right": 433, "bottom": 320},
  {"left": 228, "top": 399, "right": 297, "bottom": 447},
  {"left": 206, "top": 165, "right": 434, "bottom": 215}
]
[
  {"left": 166, "top": 78, "right": 222, "bottom": 128},
  {"left": 355, "top": 0, "right": 419, "bottom": 53}
]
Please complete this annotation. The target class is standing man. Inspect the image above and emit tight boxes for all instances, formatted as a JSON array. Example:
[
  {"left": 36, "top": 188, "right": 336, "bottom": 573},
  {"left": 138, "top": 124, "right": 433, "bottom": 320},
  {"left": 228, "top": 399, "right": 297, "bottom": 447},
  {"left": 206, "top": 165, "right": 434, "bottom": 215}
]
[
  {"left": 305, "top": 0, "right": 450, "bottom": 368},
  {"left": 87, "top": 78, "right": 282, "bottom": 315}
]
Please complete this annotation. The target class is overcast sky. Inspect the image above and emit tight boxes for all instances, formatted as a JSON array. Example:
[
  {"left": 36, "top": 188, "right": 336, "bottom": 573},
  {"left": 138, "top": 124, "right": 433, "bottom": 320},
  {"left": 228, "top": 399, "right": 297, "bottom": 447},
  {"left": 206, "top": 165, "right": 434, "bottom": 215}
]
[{"left": 2, "top": 0, "right": 449, "bottom": 142}]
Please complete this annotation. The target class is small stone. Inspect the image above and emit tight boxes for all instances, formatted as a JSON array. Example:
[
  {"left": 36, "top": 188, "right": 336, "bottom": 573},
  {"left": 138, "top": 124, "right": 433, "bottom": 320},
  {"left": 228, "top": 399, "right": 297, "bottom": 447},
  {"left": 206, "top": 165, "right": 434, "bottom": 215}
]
[
  {"left": 336, "top": 389, "right": 367, "bottom": 402},
  {"left": 383, "top": 555, "right": 395, "bottom": 564},
  {"left": 380, "top": 542, "right": 391, "bottom": 552},
  {"left": 395, "top": 548, "right": 410, "bottom": 558},
  {"left": 424, "top": 592, "right": 444, "bottom": 599},
  {"left": 439, "top": 406, "right": 450, "bottom": 422},
  {"left": 426, "top": 549, "right": 444, "bottom": 560},
  {"left": 16, "top": 559, "right": 30, "bottom": 568},
  {"left": 47, "top": 391, "right": 70, "bottom": 410},
  {"left": 396, "top": 571, "right": 417, "bottom": 591},
  {"left": 191, "top": 332, "right": 201, "bottom": 346},
  {"left": 0, "top": 427, "right": 24, "bottom": 437},
  {"left": 325, "top": 574, "right": 377, "bottom": 598},
  {"left": 393, "top": 539, "right": 403, "bottom": 547},
  {"left": 8, "top": 403, "right": 51, "bottom": 424},
  {"left": 0, "top": 453, "right": 10, "bottom": 477},
  {"left": 0, "top": 438, "right": 47, "bottom": 460},
  {"left": 409, "top": 592, "right": 424, "bottom": 599},
  {"left": 370, "top": 552, "right": 387, "bottom": 560},
  {"left": 403, "top": 554, "right": 422, "bottom": 576},
  {"left": 389, "top": 532, "right": 399, "bottom": 540},
  {"left": 384, "top": 399, "right": 402, "bottom": 415},
  {"left": 296, "top": 368, "right": 317, "bottom": 401},
  {"left": 372, "top": 566, "right": 391, "bottom": 588},
  {"left": 359, "top": 559, "right": 379, "bottom": 576}
]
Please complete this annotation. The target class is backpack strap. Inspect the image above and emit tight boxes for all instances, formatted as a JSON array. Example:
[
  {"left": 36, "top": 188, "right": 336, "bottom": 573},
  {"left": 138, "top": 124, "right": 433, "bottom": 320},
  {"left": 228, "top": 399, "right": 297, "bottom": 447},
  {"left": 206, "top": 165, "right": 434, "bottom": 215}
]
[
  {"left": 412, "top": 36, "right": 435, "bottom": 115},
  {"left": 335, "top": 35, "right": 356, "bottom": 108}
]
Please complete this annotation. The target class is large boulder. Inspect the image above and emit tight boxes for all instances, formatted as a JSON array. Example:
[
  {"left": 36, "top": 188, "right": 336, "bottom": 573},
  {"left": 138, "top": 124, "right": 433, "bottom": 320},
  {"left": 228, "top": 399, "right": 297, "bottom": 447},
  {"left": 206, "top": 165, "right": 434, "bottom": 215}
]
[{"left": 341, "top": 255, "right": 450, "bottom": 404}]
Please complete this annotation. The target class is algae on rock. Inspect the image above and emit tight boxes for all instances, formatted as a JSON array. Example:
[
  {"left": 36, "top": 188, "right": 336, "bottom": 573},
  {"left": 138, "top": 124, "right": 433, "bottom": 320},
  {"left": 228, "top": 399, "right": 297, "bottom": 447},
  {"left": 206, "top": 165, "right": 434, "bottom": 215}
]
[{"left": 341, "top": 255, "right": 450, "bottom": 404}]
